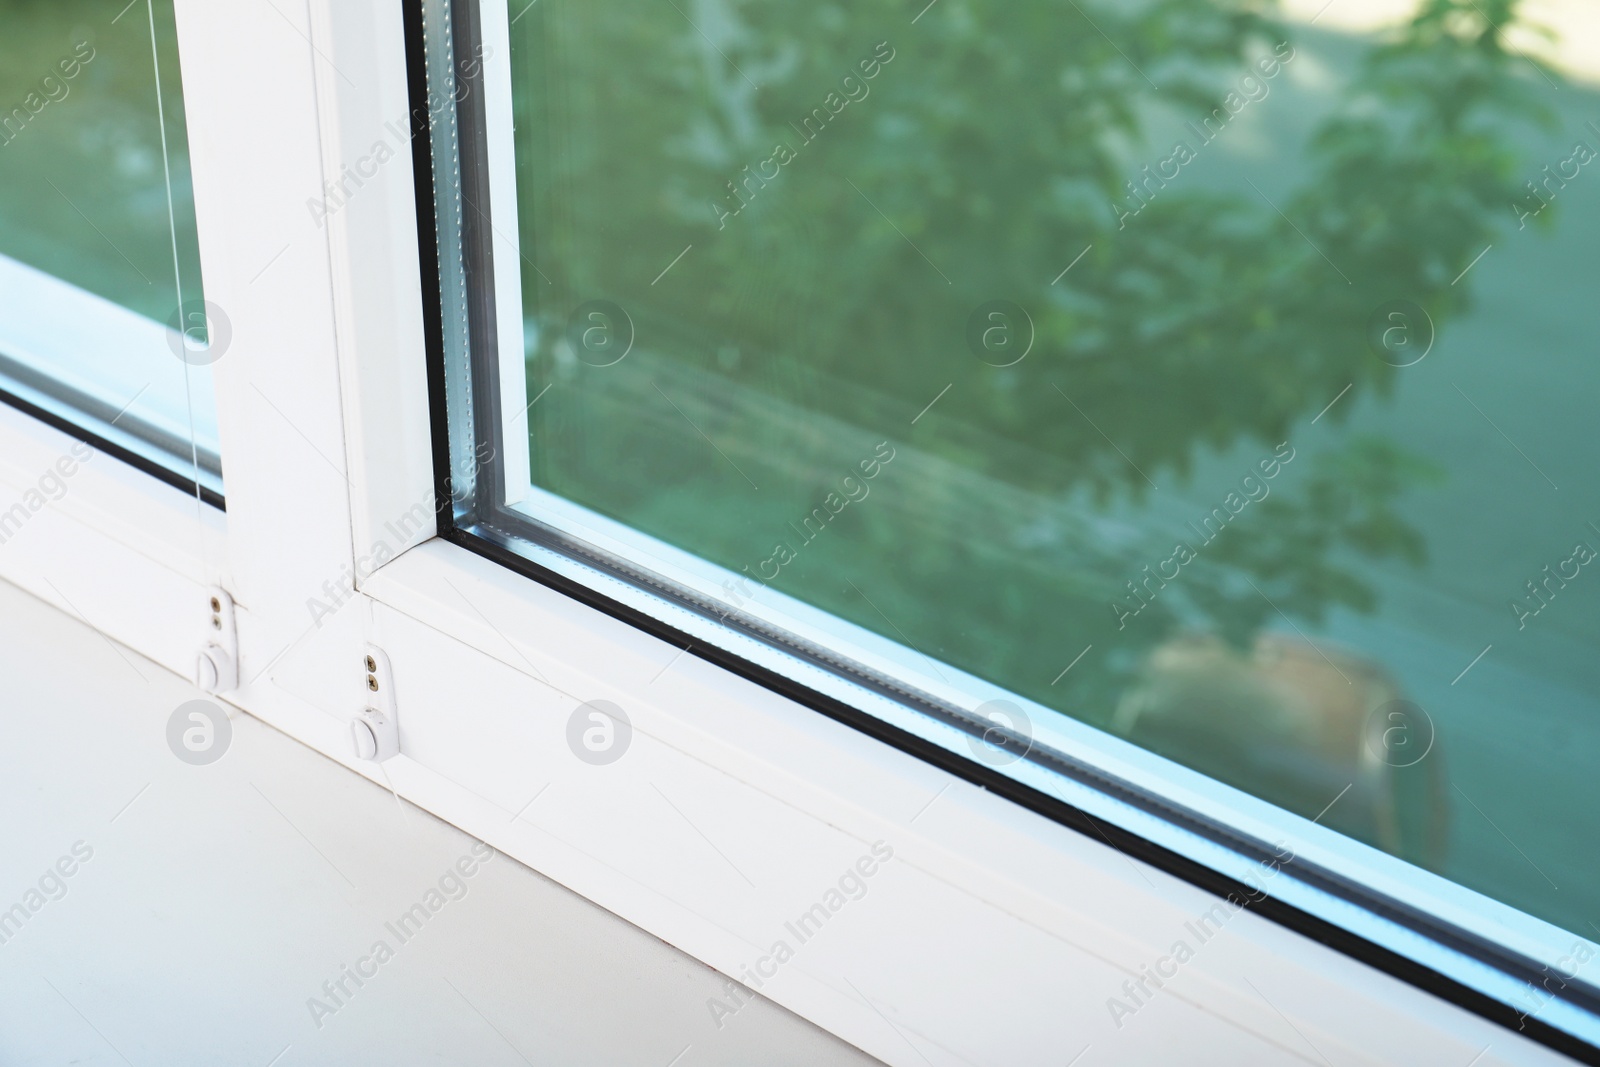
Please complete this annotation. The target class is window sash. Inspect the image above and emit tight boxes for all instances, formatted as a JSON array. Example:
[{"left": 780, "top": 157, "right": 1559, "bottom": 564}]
[{"left": 415, "top": 0, "right": 1600, "bottom": 1050}]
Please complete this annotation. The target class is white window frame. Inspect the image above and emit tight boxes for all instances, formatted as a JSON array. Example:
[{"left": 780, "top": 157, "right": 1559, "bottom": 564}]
[{"left": 0, "top": 1, "right": 1590, "bottom": 1064}]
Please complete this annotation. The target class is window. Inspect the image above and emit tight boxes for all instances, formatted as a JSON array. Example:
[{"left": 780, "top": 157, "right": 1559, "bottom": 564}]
[
  {"left": 419, "top": 0, "right": 1600, "bottom": 1050},
  {"left": 1, "top": 0, "right": 1591, "bottom": 1061},
  {"left": 0, "top": 0, "right": 219, "bottom": 503}
]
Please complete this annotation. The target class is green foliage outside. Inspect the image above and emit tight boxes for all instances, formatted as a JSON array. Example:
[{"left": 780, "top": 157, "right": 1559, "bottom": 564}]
[
  {"left": 511, "top": 0, "right": 1600, "bottom": 932},
  {"left": 0, "top": 0, "right": 200, "bottom": 325}
]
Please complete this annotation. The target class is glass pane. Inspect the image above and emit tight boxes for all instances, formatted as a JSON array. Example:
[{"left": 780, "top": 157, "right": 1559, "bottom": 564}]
[
  {"left": 0, "top": 0, "right": 219, "bottom": 498},
  {"left": 504, "top": 0, "right": 1596, "bottom": 939}
]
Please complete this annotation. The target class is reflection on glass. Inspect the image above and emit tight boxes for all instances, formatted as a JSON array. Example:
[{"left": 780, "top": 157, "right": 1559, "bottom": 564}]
[
  {"left": 508, "top": 0, "right": 1596, "bottom": 935},
  {"left": 0, "top": 0, "right": 218, "bottom": 496}
]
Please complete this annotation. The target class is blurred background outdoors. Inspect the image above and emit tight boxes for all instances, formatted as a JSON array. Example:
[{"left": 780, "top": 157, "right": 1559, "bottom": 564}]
[{"left": 512, "top": 0, "right": 1600, "bottom": 937}]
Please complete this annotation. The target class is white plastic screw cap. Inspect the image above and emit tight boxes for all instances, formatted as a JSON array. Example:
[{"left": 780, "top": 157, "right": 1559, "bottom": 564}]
[
  {"left": 351, "top": 719, "right": 379, "bottom": 761},
  {"left": 194, "top": 651, "right": 219, "bottom": 692},
  {"left": 194, "top": 644, "right": 235, "bottom": 694}
]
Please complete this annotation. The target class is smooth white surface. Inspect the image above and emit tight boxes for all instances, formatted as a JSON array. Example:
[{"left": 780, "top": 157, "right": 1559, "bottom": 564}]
[{"left": 0, "top": 578, "right": 878, "bottom": 1067}]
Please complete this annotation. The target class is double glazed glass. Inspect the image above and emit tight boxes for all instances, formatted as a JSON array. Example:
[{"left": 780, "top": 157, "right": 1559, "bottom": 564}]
[
  {"left": 0, "top": 0, "right": 219, "bottom": 502},
  {"left": 422, "top": 0, "right": 1600, "bottom": 1045}
]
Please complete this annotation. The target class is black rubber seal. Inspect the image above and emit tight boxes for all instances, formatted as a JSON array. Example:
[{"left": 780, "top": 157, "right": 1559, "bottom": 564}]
[{"left": 0, "top": 384, "right": 223, "bottom": 511}]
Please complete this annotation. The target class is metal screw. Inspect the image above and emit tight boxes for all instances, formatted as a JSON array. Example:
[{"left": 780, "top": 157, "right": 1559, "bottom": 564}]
[
  {"left": 367, "top": 676, "right": 379, "bottom": 692},
  {"left": 212, "top": 617, "right": 222, "bottom": 630},
  {"left": 365, "top": 655, "right": 377, "bottom": 672},
  {"left": 210, "top": 597, "right": 221, "bottom": 612}
]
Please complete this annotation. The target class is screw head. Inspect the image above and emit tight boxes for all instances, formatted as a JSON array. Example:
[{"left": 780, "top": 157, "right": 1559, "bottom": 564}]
[
  {"left": 367, "top": 676, "right": 379, "bottom": 692},
  {"left": 365, "top": 655, "right": 377, "bottom": 672},
  {"left": 210, "top": 597, "right": 221, "bottom": 612}
]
